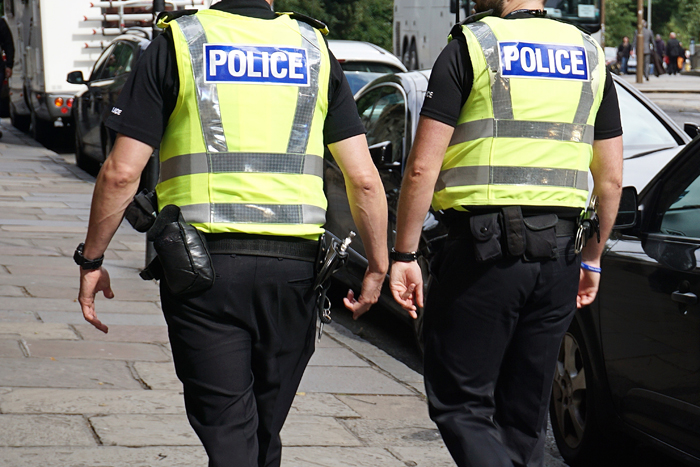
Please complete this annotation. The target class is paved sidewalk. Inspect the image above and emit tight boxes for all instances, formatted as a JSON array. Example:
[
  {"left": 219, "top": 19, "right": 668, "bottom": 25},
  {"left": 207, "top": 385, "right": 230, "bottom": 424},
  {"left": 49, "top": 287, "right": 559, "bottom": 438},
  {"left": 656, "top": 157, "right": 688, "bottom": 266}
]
[
  {"left": 0, "top": 121, "right": 565, "bottom": 467},
  {"left": 620, "top": 71, "right": 700, "bottom": 93}
]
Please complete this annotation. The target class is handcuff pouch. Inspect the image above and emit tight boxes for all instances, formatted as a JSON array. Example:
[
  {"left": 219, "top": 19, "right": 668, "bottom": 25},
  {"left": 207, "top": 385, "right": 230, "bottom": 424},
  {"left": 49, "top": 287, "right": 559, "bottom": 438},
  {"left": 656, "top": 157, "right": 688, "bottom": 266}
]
[
  {"left": 523, "top": 214, "right": 559, "bottom": 262},
  {"left": 125, "top": 190, "right": 157, "bottom": 233},
  {"left": 146, "top": 204, "right": 214, "bottom": 296},
  {"left": 469, "top": 213, "right": 503, "bottom": 263}
]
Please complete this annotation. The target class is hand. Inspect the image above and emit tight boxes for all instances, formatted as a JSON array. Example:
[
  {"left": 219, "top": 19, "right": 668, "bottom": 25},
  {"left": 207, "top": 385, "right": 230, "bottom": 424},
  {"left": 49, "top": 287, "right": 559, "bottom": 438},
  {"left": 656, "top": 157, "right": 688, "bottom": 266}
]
[
  {"left": 577, "top": 267, "right": 600, "bottom": 309},
  {"left": 343, "top": 268, "right": 385, "bottom": 320},
  {"left": 78, "top": 267, "right": 113, "bottom": 333},
  {"left": 5, "top": 67, "right": 11, "bottom": 79},
  {"left": 389, "top": 261, "right": 422, "bottom": 319}
]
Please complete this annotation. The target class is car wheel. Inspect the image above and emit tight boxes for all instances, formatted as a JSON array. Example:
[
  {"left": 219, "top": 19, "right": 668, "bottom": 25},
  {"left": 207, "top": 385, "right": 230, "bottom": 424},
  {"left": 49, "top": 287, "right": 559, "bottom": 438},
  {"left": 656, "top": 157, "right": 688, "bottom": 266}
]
[
  {"left": 73, "top": 121, "right": 92, "bottom": 172},
  {"left": 550, "top": 319, "right": 620, "bottom": 466},
  {"left": 10, "top": 101, "right": 30, "bottom": 132}
]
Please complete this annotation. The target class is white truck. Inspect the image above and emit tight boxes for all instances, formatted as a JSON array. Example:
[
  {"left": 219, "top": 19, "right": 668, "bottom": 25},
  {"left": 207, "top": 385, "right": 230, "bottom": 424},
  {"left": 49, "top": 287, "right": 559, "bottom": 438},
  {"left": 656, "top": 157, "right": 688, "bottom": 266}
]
[
  {"left": 393, "top": 0, "right": 602, "bottom": 71},
  {"left": 4, "top": 0, "right": 207, "bottom": 144}
]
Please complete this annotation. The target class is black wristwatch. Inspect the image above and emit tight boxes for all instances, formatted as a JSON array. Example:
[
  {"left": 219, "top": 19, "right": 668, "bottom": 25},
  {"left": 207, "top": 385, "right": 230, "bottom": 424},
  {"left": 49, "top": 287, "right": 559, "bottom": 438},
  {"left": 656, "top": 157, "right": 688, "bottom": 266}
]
[
  {"left": 73, "top": 243, "right": 104, "bottom": 270},
  {"left": 390, "top": 248, "right": 419, "bottom": 262}
]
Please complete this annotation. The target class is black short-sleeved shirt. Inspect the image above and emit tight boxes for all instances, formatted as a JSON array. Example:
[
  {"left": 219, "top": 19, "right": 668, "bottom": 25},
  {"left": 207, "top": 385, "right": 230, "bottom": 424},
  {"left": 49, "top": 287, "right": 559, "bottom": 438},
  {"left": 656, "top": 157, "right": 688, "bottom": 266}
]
[
  {"left": 421, "top": 14, "right": 623, "bottom": 141},
  {"left": 106, "top": 0, "right": 364, "bottom": 148}
]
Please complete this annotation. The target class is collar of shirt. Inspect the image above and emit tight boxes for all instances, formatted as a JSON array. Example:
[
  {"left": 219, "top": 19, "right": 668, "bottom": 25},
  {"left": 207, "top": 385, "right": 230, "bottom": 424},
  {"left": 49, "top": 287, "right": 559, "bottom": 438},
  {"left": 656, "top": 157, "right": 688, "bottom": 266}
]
[
  {"left": 504, "top": 9, "right": 547, "bottom": 19},
  {"left": 211, "top": 0, "right": 276, "bottom": 20}
]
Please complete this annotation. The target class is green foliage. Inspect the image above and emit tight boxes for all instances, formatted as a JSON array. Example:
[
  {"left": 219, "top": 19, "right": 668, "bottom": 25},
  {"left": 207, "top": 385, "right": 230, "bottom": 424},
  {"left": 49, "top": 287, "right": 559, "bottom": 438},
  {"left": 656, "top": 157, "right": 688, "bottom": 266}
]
[
  {"left": 274, "top": 0, "right": 393, "bottom": 50},
  {"left": 605, "top": 0, "right": 637, "bottom": 47}
]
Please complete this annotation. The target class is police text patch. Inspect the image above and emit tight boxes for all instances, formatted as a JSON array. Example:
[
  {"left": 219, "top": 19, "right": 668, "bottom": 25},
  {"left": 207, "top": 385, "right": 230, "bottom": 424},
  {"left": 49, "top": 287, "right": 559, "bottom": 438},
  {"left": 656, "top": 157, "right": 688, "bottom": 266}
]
[
  {"left": 498, "top": 42, "right": 589, "bottom": 81},
  {"left": 204, "top": 44, "right": 309, "bottom": 86}
]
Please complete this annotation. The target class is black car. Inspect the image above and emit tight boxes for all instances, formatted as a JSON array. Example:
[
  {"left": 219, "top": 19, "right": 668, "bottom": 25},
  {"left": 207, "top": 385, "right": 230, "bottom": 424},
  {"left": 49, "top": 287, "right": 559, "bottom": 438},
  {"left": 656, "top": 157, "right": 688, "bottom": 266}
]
[
  {"left": 323, "top": 70, "right": 700, "bottom": 464},
  {"left": 67, "top": 30, "right": 151, "bottom": 171}
]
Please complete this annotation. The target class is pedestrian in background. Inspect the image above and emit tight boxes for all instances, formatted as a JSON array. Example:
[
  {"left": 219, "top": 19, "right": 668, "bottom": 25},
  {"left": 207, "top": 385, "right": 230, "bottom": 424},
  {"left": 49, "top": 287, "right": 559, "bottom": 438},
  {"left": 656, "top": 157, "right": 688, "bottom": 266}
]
[
  {"left": 0, "top": 18, "right": 14, "bottom": 129},
  {"left": 617, "top": 36, "right": 631, "bottom": 74},
  {"left": 75, "top": 1, "right": 389, "bottom": 466},
  {"left": 667, "top": 32, "right": 682, "bottom": 75},
  {"left": 632, "top": 20, "right": 654, "bottom": 80},
  {"left": 389, "top": 0, "right": 623, "bottom": 465},
  {"left": 655, "top": 33, "right": 666, "bottom": 70}
]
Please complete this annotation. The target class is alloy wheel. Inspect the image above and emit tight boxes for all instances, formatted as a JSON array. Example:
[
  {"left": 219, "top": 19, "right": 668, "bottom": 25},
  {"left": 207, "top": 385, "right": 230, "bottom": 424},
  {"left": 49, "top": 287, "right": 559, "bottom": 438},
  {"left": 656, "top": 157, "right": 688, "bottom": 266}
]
[{"left": 552, "top": 332, "right": 588, "bottom": 450}]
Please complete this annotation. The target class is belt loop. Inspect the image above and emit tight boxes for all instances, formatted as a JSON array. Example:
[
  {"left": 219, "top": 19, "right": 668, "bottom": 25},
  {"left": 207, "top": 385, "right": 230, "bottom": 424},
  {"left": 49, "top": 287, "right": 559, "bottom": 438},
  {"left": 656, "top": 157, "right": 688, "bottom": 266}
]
[{"left": 501, "top": 206, "right": 525, "bottom": 257}]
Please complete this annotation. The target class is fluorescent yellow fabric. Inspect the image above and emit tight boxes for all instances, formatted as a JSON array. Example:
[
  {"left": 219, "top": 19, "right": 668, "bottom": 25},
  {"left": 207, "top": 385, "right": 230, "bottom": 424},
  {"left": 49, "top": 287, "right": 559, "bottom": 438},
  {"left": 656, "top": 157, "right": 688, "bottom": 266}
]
[
  {"left": 432, "top": 16, "right": 606, "bottom": 211},
  {"left": 157, "top": 10, "right": 331, "bottom": 239}
]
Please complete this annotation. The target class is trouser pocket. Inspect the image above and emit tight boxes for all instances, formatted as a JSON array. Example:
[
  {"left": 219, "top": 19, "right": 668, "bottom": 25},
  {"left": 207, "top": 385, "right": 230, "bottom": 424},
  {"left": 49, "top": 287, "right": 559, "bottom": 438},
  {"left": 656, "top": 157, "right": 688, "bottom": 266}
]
[
  {"left": 523, "top": 214, "right": 559, "bottom": 262},
  {"left": 469, "top": 213, "right": 503, "bottom": 263}
]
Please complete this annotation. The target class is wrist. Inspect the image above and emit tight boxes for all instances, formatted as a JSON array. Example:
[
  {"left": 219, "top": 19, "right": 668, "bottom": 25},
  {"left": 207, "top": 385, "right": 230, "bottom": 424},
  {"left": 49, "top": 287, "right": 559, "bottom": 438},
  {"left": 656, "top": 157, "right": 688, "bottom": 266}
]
[
  {"left": 390, "top": 248, "right": 419, "bottom": 263},
  {"left": 581, "top": 262, "right": 601, "bottom": 273},
  {"left": 74, "top": 243, "right": 104, "bottom": 270}
]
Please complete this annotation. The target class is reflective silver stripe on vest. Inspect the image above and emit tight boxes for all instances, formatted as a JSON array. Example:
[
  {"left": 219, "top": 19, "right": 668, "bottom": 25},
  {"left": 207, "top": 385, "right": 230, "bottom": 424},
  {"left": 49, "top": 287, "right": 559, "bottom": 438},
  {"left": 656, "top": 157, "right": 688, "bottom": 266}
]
[
  {"left": 176, "top": 15, "right": 228, "bottom": 153},
  {"left": 435, "top": 166, "right": 588, "bottom": 192},
  {"left": 449, "top": 119, "right": 594, "bottom": 146},
  {"left": 573, "top": 34, "right": 602, "bottom": 125},
  {"left": 287, "top": 21, "right": 322, "bottom": 154},
  {"left": 159, "top": 153, "right": 324, "bottom": 183},
  {"left": 466, "top": 22, "right": 514, "bottom": 120},
  {"left": 180, "top": 203, "right": 326, "bottom": 225}
]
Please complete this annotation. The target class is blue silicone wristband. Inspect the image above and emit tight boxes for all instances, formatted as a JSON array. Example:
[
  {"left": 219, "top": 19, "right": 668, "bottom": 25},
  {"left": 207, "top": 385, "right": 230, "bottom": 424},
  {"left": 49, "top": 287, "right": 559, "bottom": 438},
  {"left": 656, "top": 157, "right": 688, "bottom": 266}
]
[{"left": 581, "top": 262, "right": 601, "bottom": 273}]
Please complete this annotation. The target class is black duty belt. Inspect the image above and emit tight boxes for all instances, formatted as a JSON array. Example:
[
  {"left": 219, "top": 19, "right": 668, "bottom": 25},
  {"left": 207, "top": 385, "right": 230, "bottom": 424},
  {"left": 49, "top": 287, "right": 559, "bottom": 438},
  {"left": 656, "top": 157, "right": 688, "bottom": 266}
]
[
  {"left": 205, "top": 233, "right": 319, "bottom": 262},
  {"left": 446, "top": 214, "right": 577, "bottom": 238}
]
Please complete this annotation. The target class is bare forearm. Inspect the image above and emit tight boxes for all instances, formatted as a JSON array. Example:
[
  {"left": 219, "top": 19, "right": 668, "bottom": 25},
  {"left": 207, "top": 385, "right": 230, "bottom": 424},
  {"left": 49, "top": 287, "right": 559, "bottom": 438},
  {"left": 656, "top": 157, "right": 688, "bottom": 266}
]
[
  {"left": 83, "top": 135, "right": 154, "bottom": 259},
  {"left": 582, "top": 136, "right": 623, "bottom": 264},
  {"left": 346, "top": 179, "right": 389, "bottom": 274},
  {"left": 395, "top": 117, "right": 453, "bottom": 253}
]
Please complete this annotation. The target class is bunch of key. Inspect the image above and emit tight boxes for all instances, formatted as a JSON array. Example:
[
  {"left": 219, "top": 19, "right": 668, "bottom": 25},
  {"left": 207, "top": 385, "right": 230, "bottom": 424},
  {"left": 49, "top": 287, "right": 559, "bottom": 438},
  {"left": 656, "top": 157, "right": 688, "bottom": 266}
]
[{"left": 575, "top": 195, "right": 600, "bottom": 254}]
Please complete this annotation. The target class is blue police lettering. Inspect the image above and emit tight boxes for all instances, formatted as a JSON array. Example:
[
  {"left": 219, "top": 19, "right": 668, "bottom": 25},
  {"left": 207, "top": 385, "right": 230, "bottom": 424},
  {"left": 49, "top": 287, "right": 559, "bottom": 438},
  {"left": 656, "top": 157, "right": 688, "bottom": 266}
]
[
  {"left": 205, "top": 44, "right": 309, "bottom": 86},
  {"left": 499, "top": 42, "right": 589, "bottom": 80}
]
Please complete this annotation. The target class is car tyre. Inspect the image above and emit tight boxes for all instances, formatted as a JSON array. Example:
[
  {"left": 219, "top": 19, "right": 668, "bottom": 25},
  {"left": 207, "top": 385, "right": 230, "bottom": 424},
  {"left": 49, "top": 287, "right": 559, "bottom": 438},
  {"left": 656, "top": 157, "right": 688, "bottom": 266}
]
[
  {"left": 30, "top": 110, "right": 53, "bottom": 146},
  {"left": 73, "top": 120, "right": 93, "bottom": 172},
  {"left": 550, "top": 318, "right": 622, "bottom": 466},
  {"left": 10, "top": 101, "right": 30, "bottom": 132}
]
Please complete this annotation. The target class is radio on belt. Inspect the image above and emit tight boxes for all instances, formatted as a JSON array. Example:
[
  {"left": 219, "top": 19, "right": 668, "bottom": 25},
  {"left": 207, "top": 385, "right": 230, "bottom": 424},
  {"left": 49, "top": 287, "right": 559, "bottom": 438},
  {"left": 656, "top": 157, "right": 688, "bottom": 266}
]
[
  {"left": 205, "top": 44, "right": 310, "bottom": 86},
  {"left": 498, "top": 41, "right": 589, "bottom": 81}
]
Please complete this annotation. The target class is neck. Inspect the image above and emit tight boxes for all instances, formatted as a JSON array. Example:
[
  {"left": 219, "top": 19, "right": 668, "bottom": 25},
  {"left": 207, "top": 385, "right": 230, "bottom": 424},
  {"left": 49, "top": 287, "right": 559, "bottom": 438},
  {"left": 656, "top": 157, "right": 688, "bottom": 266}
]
[{"left": 501, "top": 0, "right": 544, "bottom": 17}]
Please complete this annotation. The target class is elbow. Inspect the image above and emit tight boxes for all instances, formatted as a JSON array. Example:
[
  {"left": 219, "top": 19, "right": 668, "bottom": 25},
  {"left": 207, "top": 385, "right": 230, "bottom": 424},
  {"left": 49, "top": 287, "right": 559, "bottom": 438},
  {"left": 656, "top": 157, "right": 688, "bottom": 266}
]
[{"left": 100, "top": 159, "right": 142, "bottom": 190}]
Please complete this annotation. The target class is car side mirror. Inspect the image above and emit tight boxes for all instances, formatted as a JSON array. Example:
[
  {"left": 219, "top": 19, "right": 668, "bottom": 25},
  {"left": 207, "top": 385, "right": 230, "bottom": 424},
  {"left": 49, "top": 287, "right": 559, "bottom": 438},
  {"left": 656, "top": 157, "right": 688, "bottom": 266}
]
[
  {"left": 684, "top": 122, "right": 699, "bottom": 139},
  {"left": 614, "top": 186, "right": 638, "bottom": 229},
  {"left": 369, "top": 141, "right": 400, "bottom": 170},
  {"left": 67, "top": 71, "right": 86, "bottom": 85}
]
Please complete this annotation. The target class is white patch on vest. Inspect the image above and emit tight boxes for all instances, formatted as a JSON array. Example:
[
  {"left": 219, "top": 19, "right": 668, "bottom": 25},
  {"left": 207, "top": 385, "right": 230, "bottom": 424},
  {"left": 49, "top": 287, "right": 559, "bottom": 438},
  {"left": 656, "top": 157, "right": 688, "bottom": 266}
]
[
  {"left": 111, "top": 107, "right": 122, "bottom": 115},
  {"left": 204, "top": 44, "right": 310, "bottom": 86},
  {"left": 498, "top": 41, "right": 589, "bottom": 81}
]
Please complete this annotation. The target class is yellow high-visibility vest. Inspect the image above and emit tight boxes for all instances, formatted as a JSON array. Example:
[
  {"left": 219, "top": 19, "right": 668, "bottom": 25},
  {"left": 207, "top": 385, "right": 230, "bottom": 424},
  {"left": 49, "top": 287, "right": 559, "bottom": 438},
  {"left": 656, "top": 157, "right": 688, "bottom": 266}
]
[
  {"left": 432, "top": 16, "right": 606, "bottom": 212},
  {"left": 157, "top": 10, "right": 331, "bottom": 239}
]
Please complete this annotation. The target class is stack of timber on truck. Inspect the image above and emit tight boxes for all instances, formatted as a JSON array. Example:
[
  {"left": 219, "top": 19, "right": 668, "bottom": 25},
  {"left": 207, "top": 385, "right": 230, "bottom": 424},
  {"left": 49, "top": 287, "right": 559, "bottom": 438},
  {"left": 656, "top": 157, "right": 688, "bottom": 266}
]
[{"left": 4, "top": 0, "right": 206, "bottom": 145}]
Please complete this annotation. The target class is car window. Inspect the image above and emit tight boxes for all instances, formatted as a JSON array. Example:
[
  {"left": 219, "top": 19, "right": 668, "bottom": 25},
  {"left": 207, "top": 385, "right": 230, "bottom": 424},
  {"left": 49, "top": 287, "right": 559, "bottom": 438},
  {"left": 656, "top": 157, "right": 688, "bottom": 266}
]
[
  {"left": 660, "top": 173, "right": 700, "bottom": 238},
  {"left": 340, "top": 62, "right": 403, "bottom": 74},
  {"left": 356, "top": 85, "right": 406, "bottom": 164},
  {"left": 89, "top": 44, "right": 115, "bottom": 82},
  {"left": 615, "top": 81, "right": 679, "bottom": 153},
  {"left": 97, "top": 42, "right": 135, "bottom": 80}
]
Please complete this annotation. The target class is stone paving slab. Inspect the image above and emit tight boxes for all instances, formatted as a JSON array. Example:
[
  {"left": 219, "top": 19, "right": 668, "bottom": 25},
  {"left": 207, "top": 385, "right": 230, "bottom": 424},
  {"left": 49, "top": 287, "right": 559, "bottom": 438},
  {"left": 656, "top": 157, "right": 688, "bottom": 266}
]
[
  {"left": 289, "top": 393, "right": 359, "bottom": 418},
  {"left": 39, "top": 310, "right": 167, "bottom": 327},
  {"left": 24, "top": 339, "right": 171, "bottom": 362},
  {"left": 26, "top": 285, "right": 156, "bottom": 301},
  {"left": 133, "top": 362, "right": 181, "bottom": 391},
  {"left": 90, "top": 414, "right": 199, "bottom": 447},
  {"left": 341, "top": 419, "right": 443, "bottom": 448},
  {"left": 363, "top": 355, "right": 423, "bottom": 385},
  {"left": 387, "top": 446, "right": 456, "bottom": 467},
  {"left": 280, "top": 415, "right": 362, "bottom": 447},
  {"left": 0, "top": 284, "right": 25, "bottom": 296},
  {"left": 0, "top": 388, "right": 184, "bottom": 415},
  {"left": 0, "top": 414, "right": 95, "bottom": 447},
  {"left": 0, "top": 339, "right": 23, "bottom": 357},
  {"left": 281, "top": 447, "right": 407, "bottom": 467},
  {"left": 74, "top": 324, "right": 169, "bottom": 344},
  {"left": 307, "top": 346, "right": 370, "bottom": 367},
  {"left": 0, "top": 358, "right": 143, "bottom": 389},
  {"left": 0, "top": 310, "right": 39, "bottom": 322},
  {"left": 335, "top": 395, "right": 429, "bottom": 420},
  {"left": 0, "top": 322, "right": 78, "bottom": 340},
  {"left": 0, "top": 297, "right": 160, "bottom": 314},
  {"left": 298, "top": 367, "right": 414, "bottom": 395},
  {"left": 0, "top": 446, "right": 208, "bottom": 467}
]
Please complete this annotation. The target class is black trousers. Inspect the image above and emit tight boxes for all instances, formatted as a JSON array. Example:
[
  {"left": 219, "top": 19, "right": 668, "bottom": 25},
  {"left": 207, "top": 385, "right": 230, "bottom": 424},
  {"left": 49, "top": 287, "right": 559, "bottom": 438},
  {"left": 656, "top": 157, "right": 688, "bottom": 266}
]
[
  {"left": 423, "top": 235, "right": 579, "bottom": 467},
  {"left": 161, "top": 254, "right": 317, "bottom": 467}
]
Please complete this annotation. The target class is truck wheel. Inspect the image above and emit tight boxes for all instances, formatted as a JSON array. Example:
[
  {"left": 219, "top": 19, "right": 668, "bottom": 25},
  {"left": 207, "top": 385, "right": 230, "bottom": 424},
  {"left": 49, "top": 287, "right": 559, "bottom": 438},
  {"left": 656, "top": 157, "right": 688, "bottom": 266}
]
[
  {"left": 10, "top": 101, "right": 30, "bottom": 132},
  {"left": 30, "top": 110, "right": 53, "bottom": 145}
]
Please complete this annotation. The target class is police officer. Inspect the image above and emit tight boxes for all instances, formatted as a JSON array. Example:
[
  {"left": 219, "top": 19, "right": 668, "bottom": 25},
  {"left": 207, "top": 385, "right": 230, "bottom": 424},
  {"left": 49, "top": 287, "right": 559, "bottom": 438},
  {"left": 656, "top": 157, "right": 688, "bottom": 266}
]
[
  {"left": 75, "top": 1, "right": 388, "bottom": 466},
  {"left": 389, "top": 0, "right": 623, "bottom": 466}
]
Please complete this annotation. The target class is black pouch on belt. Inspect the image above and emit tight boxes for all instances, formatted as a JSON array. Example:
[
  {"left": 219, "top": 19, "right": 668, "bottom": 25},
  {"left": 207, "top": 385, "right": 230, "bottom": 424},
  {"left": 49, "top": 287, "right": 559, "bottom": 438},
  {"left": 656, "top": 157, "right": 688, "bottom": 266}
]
[
  {"left": 124, "top": 190, "right": 157, "bottom": 233},
  {"left": 522, "top": 214, "right": 559, "bottom": 262},
  {"left": 145, "top": 204, "right": 214, "bottom": 296},
  {"left": 469, "top": 213, "right": 503, "bottom": 263}
]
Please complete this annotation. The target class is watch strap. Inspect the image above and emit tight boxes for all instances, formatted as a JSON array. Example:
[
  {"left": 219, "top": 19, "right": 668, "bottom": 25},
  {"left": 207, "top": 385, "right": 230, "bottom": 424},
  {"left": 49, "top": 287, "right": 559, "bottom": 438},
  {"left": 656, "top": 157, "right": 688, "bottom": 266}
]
[
  {"left": 390, "top": 248, "right": 419, "bottom": 262},
  {"left": 74, "top": 243, "right": 104, "bottom": 270}
]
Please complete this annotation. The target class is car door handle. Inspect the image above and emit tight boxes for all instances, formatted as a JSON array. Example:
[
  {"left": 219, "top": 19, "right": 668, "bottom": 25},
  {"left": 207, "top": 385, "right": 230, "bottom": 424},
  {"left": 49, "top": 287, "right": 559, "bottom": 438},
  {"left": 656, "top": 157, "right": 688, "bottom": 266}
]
[{"left": 672, "top": 291, "right": 698, "bottom": 305}]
